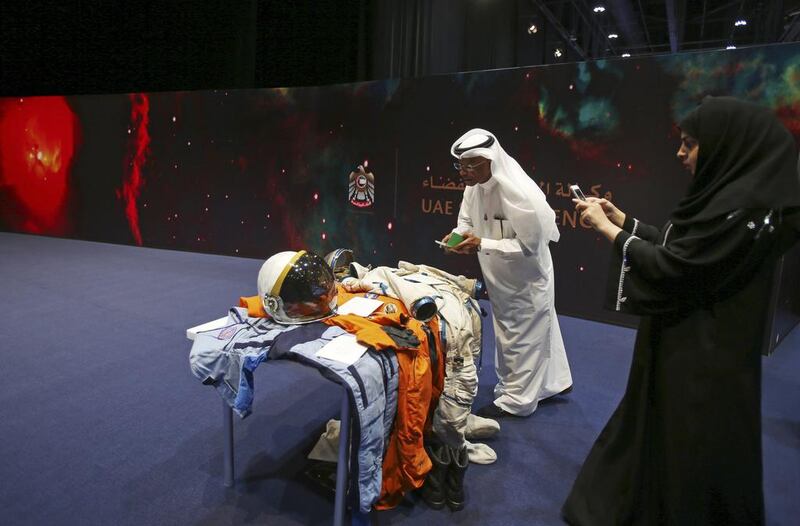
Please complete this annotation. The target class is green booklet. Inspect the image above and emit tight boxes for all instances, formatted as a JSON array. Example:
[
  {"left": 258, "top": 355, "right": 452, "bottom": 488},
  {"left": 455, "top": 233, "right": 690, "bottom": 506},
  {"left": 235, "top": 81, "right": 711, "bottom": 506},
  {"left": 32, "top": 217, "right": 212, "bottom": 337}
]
[{"left": 447, "top": 232, "right": 465, "bottom": 247}]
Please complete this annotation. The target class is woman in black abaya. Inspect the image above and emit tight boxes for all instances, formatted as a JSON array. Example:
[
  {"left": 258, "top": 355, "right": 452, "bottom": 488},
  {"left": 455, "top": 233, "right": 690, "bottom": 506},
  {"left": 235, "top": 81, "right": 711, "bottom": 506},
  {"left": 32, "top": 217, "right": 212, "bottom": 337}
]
[{"left": 563, "top": 97, "right": 800, "bottom": 525}]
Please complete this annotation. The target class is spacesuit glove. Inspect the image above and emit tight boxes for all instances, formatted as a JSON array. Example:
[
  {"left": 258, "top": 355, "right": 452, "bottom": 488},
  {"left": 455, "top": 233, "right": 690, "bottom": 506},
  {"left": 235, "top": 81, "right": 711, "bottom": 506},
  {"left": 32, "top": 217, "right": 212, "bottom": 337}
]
[
  {"left": 380, "top": 326, "right": 420, "bottom": 350},
  {"left": 341, "top": 277, "right": 369, "bottom": 293},
  {"left": 397, "top": 261, "right": 420, "bottom": 273}
]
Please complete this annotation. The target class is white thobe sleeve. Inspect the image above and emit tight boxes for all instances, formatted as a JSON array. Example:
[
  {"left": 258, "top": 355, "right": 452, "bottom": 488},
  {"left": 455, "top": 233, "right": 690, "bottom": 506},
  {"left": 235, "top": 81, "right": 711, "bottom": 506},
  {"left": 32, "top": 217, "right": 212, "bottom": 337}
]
[
  {"left": 479, "top": 200, "right": 543, "bottom": 256},
  {"left": 455, "top": 191, "right": 474, "bottom": 235},
  {"left": 479, "top": 237, "right": 524, "bottom": 254}
]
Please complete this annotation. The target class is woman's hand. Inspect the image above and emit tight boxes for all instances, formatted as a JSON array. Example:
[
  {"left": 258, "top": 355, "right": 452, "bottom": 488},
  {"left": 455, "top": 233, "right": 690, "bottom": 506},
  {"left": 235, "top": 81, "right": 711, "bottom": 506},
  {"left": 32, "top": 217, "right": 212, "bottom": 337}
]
[
  {"left": 574, "top": 199, "right": 622, "bottom": 242},
  {"left": 575, "top": 199, "right": 610, "bottom": 229},
  {"left": 586, "top": 197, "right": 625, "bottom": 228}
]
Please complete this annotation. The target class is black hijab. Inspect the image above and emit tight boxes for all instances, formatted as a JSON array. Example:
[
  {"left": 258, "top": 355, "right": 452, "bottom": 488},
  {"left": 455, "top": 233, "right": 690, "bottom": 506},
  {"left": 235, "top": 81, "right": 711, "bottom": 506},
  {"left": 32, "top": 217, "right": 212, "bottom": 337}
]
[{"left": 672, "top": 97, "right": 800, "bottom": 228}]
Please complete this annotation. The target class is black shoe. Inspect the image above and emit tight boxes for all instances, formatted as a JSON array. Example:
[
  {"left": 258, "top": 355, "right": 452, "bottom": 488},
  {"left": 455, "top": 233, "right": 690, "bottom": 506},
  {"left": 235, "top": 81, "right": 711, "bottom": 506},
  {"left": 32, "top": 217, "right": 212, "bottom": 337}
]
[
  {"left": 303, "top": 460, "right": 337, "bottom": 495},
  {"left": 419, "top": 442, "right": 450, "bottom": 510},
  {"left": 540, "top": 385, "right": 574, "bottom": 406},
  {"left": 445, "top": 445, "right": 469, "bottom": 511},
  {"left": 476, "top": 404, "right": 515, "bottom": 419}
]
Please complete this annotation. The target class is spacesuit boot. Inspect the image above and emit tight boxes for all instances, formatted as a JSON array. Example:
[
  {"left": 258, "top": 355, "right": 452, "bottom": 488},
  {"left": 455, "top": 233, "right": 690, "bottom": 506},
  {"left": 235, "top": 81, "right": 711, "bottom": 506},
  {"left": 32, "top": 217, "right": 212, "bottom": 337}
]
[
  {"left": 419, "top": 442, "right": 450, "bottom": 510},
  {"left": 464, "top": 413, "right": 499, "bottom": 439},
  {"left": 445, "top": 445, "right": 469, "bottom": 511},
  {"left": 465, "top": 441, "right": 497, "bottom": 465}
]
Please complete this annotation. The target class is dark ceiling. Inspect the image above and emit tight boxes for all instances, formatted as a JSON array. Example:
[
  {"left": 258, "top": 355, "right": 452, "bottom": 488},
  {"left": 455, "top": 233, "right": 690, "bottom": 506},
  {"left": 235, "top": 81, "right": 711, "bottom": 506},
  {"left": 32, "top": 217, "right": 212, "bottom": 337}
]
[
  {"left": 2, "top": 1, "right": 799, "bottom": 96},
  {"left": 530, "top": 0, "right": 800, "bottom": 60}
]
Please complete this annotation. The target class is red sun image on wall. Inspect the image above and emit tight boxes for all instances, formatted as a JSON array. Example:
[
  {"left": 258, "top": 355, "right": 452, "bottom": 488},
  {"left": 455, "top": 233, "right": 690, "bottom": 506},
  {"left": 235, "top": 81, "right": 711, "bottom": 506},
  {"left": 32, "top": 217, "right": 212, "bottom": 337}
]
[{"left": 0, "top": 96, "right": 78, "bottom": 234}]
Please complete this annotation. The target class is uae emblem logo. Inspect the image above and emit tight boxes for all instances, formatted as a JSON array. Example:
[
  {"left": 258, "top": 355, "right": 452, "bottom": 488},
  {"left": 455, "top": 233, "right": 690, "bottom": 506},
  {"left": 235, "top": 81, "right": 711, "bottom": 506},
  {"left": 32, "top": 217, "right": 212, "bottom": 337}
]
[{"left": 348, "top": 164, "right": 375, "bottom": 208}]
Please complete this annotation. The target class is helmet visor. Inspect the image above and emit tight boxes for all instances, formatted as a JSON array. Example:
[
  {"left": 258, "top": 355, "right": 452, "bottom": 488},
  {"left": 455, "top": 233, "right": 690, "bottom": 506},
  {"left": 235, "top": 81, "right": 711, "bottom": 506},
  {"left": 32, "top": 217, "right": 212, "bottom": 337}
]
[{"left": 279, "top": 251, "right": 337, "bottom": 323}]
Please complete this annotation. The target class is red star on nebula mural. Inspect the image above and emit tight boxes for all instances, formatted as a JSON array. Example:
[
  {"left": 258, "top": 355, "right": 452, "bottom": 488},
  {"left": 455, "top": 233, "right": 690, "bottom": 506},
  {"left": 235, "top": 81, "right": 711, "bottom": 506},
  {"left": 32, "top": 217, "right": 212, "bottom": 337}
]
[{"left": 0, "top": 96, "right": 78, "bottom": 234}]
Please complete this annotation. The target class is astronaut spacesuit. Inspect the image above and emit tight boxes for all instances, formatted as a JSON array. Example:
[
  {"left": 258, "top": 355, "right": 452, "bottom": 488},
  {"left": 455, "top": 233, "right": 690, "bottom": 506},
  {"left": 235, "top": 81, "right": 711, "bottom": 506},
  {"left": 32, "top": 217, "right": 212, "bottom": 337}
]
[{"left": 341, "top": 260, "right": 499, "bottom": 463}]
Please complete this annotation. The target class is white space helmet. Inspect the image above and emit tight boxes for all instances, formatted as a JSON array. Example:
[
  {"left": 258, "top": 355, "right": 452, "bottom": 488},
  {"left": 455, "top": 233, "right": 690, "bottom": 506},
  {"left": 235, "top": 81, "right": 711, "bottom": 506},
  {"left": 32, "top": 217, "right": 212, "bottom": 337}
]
[{"left": 257, "top": 250, "right": 338, "bottom": 324}]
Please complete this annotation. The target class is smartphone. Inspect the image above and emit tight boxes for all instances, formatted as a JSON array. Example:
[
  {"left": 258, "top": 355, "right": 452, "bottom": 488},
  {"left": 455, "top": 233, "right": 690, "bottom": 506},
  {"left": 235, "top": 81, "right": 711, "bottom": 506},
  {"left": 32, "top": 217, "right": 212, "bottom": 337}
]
[{"left": 570, "top": 184, "right": 587, "bottom": 201}]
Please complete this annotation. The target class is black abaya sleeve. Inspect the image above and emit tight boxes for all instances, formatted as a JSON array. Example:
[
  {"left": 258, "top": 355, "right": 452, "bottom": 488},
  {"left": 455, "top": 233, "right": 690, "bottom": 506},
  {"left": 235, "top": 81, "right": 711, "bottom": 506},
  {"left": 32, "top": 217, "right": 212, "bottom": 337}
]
[
  {"left": 607, "top": 208, "right": 786, "bottom": 315},
  {"left": 622, "top": 215, "right": 660, "bottom": 243}
]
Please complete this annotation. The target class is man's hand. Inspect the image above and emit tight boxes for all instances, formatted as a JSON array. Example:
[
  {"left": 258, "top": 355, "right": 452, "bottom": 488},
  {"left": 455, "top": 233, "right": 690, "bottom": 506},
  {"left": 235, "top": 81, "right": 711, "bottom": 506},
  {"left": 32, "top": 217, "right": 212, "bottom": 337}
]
[
  {"left": 585, "top": 197, "right": 625, "bottom": 228},
  {"left": 450, "top": 232, "right": 481, "bottom": 255},
  {"left": 439, "top": 232, "right": 454, "bottom": 255}
]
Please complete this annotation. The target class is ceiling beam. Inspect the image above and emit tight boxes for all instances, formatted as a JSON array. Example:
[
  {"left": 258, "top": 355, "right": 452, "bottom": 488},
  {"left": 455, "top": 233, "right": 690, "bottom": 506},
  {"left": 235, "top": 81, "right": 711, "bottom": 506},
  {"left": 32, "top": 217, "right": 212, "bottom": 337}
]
[
  {"left": 782, "top": 12, "right": 800, "bottom": 41},
  {"left": 572, "top": 0, "right": 619, "bottom": 56},
  {"left": 530, "top": 0, "right": 588, "bottom": 59},
  {"left": 700, "top": 0, "right": 707, "bottom": 41},
  {"left": 665, "top": 0, "right": 687, "bottom": 53},
  {"left": 726, "top": 0, "right": 745, "bottom": 46},
  {"left": 636, "top": 0, "right": 654, "bottom": 51},
  {"left": 688, "top": 0, "right": 740, "bottom": 23},
  {"left": 607, "top": 0, "right": 650, "bottom": 52},
  {"left": 621, "top": 38, "right": 729, "bottom": 52}
]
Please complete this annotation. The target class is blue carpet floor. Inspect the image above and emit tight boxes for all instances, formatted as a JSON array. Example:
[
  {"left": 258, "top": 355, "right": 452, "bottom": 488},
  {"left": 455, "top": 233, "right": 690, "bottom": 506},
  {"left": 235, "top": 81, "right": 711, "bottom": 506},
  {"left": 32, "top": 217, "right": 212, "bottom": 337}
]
[{"left": 1, "top": 232, "right": 797, "bottom": 525}]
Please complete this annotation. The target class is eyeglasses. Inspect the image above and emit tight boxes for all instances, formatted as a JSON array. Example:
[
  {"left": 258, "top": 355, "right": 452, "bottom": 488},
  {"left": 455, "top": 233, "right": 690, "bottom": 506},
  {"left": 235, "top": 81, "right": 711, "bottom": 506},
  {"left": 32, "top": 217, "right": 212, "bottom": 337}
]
[{"left": 453, "top": 159, "right": 487, "bottom": 172}]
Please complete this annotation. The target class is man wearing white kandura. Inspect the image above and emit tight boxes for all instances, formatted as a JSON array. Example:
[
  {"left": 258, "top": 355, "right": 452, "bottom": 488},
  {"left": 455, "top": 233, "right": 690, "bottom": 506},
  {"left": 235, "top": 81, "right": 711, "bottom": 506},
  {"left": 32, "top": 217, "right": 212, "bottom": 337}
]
[{"left": 442, "top": 128, "right": 573, "bottom": 417}]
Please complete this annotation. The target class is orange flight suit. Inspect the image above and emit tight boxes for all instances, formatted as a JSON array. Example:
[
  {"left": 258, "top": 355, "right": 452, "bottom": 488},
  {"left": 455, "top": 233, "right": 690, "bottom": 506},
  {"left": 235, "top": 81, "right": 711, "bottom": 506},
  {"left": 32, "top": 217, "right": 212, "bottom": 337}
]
[{"left": 238, "top": 286, "right": 444, "bottom": 509}]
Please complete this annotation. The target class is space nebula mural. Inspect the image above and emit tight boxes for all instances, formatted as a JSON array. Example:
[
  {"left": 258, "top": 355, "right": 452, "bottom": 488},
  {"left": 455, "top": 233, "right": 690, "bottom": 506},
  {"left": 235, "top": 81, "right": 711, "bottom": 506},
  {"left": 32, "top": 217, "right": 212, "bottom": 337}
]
[{"left": 1, "top": 43, "right": 799, "bottom": 325}]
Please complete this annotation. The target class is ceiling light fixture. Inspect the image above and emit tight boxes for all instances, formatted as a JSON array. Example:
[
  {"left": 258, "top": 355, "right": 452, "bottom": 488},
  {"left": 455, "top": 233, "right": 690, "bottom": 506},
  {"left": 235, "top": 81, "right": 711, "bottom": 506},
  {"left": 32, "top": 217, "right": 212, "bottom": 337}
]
[
  {"left": 735, "top": 19, "right": 747, "bottom": 27},
  {"left": 528, "top": 23, "right": 538, "bottom": 34},
  {"left": 608, "top": 33, "right": 619, "bottom": 39},
  {"left": 593, "top": 5, "right": 606, "bottom": 13},
  {"left": 554, "top": 48, "right": 563, "bottom": 58},
  {"left": 621, "top": 53, "right": 631, "bottom": 58}
]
